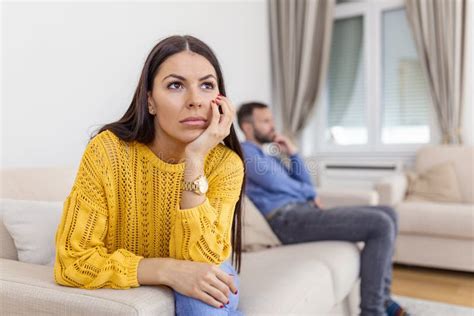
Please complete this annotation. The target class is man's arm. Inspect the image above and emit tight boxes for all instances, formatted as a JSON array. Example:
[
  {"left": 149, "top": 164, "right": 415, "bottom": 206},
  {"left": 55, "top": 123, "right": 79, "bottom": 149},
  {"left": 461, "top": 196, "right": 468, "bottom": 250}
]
[
  {"left": 244, "top": 148, "right": 316, "bottom": 200},
  {"left": 287, "top": 153, "right": 314, "bottom": 186},
  {"left": 272, "top": 134, "right": 315, "bottom": 186}
]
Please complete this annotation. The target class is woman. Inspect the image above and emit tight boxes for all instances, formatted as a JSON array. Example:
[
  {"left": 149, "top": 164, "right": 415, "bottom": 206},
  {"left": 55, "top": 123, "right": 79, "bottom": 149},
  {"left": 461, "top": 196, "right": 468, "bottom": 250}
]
[{"left": 54, "top": 35, "right": 246, "bottom": 315}]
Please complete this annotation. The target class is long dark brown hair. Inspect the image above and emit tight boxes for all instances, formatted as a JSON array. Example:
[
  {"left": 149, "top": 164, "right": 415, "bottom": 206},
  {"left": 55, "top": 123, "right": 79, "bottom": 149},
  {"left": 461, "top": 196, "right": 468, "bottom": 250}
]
[{"left": 91, "top": 35, "right": 245, "bottom": 273}]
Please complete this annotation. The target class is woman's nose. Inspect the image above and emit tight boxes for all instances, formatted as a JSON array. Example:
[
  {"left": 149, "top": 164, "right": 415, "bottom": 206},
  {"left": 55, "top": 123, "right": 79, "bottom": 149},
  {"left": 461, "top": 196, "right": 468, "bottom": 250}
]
[
  {"left": 186, "top": 101, "right": 202, "bottom": 108},
  {"left": 185, "top": 89, "right": 204, "bottom": 108}
]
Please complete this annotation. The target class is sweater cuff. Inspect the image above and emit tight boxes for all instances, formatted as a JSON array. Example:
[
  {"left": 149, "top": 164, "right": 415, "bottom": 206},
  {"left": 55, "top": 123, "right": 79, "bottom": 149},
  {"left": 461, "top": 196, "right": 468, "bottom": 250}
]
[
  {"left": 127, "top": 255, "right": 144, "bottom": 288},
  {"left": 176, "top": 198, "right": 218, "bottom": 223}
]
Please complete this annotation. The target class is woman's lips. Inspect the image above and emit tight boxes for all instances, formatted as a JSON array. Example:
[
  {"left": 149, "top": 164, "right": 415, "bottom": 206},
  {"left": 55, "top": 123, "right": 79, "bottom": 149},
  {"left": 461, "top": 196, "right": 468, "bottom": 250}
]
[{"left": 180, "top": 118, "right": 207, "bottom": 127}]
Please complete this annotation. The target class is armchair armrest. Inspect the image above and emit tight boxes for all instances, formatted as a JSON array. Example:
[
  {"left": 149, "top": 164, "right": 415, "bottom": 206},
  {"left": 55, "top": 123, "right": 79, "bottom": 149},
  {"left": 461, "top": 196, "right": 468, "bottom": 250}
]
[
  {"left": 374, "top": 173, "right": 408, "bottom": 206},
  {"left": 0, "top": 259, "right": 174, "bottom": 315},
  {"left": 317, "top": 187, "right": 379, "bottom": 208}
]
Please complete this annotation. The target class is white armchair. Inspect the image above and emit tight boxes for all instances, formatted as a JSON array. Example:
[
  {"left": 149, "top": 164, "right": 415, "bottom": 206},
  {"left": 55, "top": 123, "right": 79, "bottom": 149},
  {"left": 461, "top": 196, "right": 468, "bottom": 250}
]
[
  {"left": 374, "top": 173, "right": 408, "bottom": 206},
  {"left": 374, "top": 145, "right": 474, "bottom": 272}
]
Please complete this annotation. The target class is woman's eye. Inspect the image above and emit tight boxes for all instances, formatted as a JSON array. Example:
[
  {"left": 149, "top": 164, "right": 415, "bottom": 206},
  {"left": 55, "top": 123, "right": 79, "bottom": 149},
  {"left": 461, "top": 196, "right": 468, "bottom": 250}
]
[
  {"left": 202, "top": 82, "right": 215, "bottom": 89},
  {"left": 168, "top": 82, "right": 183, "bottom": 90}
]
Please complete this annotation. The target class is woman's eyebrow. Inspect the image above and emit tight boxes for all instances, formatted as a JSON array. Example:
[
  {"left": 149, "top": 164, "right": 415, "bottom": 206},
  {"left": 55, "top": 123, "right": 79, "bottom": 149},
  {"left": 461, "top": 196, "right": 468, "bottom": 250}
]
[
  {"left": 162, "top": 74, "right": 217, "bottom": 82},
  {"left": 198, "top": 74, "right": 217, "bottom": 81}
]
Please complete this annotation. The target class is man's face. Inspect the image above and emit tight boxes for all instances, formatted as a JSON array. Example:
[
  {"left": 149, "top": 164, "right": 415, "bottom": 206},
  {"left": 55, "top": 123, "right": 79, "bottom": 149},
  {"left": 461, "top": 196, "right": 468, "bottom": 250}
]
[{"left": 251, "top": 108, "right": 276, "bottom": 144}]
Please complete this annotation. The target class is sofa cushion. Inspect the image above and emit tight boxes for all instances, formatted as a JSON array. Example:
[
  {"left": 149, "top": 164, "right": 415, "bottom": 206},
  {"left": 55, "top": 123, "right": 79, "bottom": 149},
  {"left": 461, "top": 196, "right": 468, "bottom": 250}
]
[
  {"left": 406, "top": 162, "right": 463, "bottom": 203},
  {"left": 415, "top": 146, "right": 474, "bottom": 203},
  {"left": 0, "top": 258, "right": 174, "bottom": 315},
  {"left": 1, "top": 199, "right": 63, "bottom": 265},
  {"left": 242, "top": 197, "right": 281, "bottom": 252},
  {"left": 239, "top": 241, "right": 360, "bottom": 314},
  {"left": 397, "top": 201, "right": 474, "bottom": 239}
]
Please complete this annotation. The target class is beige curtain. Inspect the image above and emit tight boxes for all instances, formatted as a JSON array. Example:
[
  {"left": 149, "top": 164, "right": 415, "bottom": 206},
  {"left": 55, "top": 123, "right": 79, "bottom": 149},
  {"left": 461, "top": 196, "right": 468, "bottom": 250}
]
[
  {"left": 269, "top": 0, "right": 335, "bottom": 140},
  {"left": 405, "top": 0, "right": 468, "bottom": 144}
]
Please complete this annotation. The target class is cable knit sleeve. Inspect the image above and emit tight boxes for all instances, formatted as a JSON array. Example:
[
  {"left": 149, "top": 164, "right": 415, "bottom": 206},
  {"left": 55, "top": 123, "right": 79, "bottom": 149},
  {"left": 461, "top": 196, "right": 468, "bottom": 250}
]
[
  {"left": 54, "top": 136, "right": 143, "bottom": 289},
  {"left": 169, "top": 148, "right": 244, "bottom": 265}
]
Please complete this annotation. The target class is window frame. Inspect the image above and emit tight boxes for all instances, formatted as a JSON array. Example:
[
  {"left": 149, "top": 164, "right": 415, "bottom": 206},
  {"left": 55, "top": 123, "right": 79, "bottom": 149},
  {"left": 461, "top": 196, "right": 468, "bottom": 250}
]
[{"left": 303, "top": 0, "right": 439, "bottom": 157}]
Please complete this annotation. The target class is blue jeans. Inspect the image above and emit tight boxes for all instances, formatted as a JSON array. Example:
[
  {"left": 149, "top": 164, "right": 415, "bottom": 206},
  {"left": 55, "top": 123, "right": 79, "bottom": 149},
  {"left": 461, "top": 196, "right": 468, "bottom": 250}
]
[
  {"left": 267, "top": 202, "right": 398, "bottom": 316},
  {"left": 173, "top": 260, "right": 244, "bottom": 316}
]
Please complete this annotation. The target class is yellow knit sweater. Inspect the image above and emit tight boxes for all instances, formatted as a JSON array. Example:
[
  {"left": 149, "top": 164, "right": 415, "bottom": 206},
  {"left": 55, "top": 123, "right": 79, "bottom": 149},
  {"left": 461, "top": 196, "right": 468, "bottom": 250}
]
[{"left": 54, "top": 130, "right": 244, "bottom": 289}]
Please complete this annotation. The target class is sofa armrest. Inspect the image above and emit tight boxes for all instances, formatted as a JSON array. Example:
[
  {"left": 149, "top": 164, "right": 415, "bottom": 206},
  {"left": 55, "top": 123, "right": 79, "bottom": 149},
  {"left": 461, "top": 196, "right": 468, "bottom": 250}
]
[
  {"left": 0, "top": 259, "right": 174, "bottom": 315},
  {"left": 374, "top": 173, "right": 408, "bottom": 206},
  {"left": 317, "top": 187, "right": 379, "bottom": 208}
]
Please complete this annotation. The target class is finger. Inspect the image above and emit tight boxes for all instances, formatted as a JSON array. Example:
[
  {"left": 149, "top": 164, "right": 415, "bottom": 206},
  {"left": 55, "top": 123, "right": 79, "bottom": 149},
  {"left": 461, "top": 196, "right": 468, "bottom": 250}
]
[
  {"left": 196, "top": 290, "right": 225, "bottom": 308},
  {"left": 211, "top": 274, "right": 231, "bottom": 298},
  {"left": 214, "top": 104, "right": 232, "bottom": 139},
  {"left": 212, "top": 100, "right": 231, "bottom": 139},
  {"left": 215, "top": 97, "right": 234, "bottom": 128},
  {"left": 215, "top": 269, "right": 238, "bottom": 295},
  {"left": 203, "top": 280, "right": 229, "bottom": 305},
  {"left": 215, "top": 97, "right": 228, "bottom": 125},
  {"left": 209, "top": 99, "right": 221, "bottom": 128},
  {"left": 217, "top": 95, "right": 236, "bottom": 114}
]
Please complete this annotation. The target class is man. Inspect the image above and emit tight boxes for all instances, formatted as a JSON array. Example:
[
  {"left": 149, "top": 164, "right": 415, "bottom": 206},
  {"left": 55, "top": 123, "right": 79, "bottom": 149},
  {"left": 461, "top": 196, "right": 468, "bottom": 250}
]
[{"left": 237, "top": 102, "right": 409, "bottom": 316}]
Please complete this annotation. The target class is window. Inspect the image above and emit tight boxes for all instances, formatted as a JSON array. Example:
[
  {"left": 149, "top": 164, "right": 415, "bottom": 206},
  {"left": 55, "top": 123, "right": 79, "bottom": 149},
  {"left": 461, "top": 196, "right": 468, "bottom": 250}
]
[
  {"left": 381, "top": 8, "right": 431, "bottom": 144},
  {"left": 303, "top": 0, "right": 434, "bottom": 154},
  {"left": 327, "top": 16, "right": 367, "bottom": 145}
]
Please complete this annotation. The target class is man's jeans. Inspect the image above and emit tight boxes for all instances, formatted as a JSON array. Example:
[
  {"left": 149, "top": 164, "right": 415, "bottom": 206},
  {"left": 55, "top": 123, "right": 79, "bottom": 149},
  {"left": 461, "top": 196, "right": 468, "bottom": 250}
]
[{"left": 267, "top": 201, "right": 398, "bottom": 316}]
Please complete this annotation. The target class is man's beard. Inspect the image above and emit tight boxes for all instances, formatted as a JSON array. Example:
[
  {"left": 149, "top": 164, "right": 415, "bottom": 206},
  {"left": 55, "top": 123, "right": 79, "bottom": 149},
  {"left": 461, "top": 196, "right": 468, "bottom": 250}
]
[{"left": 254, "top": 128, "right": 274, "bottom": 144}]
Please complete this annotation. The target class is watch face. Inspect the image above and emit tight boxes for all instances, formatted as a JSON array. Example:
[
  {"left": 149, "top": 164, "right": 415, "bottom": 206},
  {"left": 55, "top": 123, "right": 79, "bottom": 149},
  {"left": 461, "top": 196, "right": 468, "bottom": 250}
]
[{"left": 198, "top": 176, "right": 209, "bottom": 193}]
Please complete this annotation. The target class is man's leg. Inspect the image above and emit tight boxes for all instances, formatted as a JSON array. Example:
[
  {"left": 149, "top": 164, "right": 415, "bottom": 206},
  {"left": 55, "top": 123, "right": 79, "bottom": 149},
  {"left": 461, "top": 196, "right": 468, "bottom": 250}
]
[
  {"left": 267, "top": 203, "right": 395, "bottom": 316},
  {"left": 364, "top": 206, "right": 398, "bottom": 301}
]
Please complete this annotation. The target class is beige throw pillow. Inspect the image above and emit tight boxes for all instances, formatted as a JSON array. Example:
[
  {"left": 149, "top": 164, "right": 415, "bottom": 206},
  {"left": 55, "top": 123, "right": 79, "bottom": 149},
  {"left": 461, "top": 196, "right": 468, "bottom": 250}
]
[
  {"left": 242, "top": 196, "right": 282, "bottom": 252},
  {"left": 406, "top": 162, "right": 463, "bottom": 203},
  {"left": 1, "top": 199, "right": 63, "bottom": 266}
]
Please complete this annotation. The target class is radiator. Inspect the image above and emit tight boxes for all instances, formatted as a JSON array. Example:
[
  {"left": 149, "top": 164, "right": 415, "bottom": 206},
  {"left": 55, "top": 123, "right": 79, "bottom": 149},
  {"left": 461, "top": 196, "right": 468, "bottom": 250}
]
[{"left": 316, "top": 160, "right": 403, "bottom": 190}]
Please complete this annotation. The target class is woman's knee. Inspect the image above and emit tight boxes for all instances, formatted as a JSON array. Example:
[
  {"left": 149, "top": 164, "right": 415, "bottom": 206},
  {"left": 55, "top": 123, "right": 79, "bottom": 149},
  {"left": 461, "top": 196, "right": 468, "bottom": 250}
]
[
  {"left": 174, "top": 260, "right": 241, "bottom": 315},
  {"left": 174, "top": 292, "right": 240, "bottom": 316},
  {"left": 174, "top": 290, "right": 229, "bottom": 316},
  {"left": 219, "top": 260, "right": 241, "bottom": 309},
  {"left": 219, "top": 260, "right": 240, "bottom": 288}
]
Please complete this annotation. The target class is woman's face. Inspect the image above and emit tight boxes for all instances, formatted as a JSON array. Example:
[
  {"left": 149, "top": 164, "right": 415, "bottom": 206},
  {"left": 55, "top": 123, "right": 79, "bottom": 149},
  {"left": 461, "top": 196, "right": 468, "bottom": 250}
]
[{"left": 147, "top": 50, "right": 219, "bottom": 145}]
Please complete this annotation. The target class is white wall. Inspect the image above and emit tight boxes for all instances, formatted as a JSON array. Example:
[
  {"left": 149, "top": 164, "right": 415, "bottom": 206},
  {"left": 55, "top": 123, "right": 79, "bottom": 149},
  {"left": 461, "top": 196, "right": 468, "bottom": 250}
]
[
  {"left": 1, "top": 0, "right": 272, "bottom": 168},
  {"left": 2, "top": 1, "right": 471, "bottom": 170}
]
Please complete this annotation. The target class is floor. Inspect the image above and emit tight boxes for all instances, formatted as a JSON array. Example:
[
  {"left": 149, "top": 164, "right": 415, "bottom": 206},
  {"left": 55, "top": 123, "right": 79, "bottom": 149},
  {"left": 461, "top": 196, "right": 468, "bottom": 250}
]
[{"left": 391, "top": 264, "right": 474, "bottom": 307}]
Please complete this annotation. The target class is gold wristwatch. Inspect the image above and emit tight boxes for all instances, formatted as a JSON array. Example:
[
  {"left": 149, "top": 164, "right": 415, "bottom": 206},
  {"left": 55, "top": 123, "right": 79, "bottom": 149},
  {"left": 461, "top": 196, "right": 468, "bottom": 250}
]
[{"left": 182, "top": 175, "right": 209, "bottom": 195}]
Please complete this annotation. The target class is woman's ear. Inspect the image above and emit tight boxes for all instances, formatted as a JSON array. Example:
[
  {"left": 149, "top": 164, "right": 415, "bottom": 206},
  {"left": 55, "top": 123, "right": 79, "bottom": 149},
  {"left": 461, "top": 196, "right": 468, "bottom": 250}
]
[{"left": 147, "top": 91, "right": 156, "bottom": 115}]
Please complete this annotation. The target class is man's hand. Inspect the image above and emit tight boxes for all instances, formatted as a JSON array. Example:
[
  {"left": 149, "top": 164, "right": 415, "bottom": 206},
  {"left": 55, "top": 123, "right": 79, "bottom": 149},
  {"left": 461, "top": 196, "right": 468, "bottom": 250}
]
[
  {"left": 273, "top": 133, "right": 298, "bottom": 156},
  {"left": 313, "top": 196, "right": 323, "bottom": 209}
]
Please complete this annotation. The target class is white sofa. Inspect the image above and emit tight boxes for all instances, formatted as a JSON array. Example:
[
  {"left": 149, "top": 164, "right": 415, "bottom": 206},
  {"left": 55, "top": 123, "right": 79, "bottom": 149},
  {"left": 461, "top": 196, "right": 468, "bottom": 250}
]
[
  {"left": 375, "top": 145, "right": 474, "bottom": 272},
  {"left": 0, "top": 167, "right": 380, "bottom": 315}
]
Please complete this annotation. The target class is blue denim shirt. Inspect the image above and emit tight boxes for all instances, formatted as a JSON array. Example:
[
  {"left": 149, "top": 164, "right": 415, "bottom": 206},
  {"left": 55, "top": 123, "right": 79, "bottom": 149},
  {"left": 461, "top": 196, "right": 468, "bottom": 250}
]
[{"left": 241, "top": 141, "right": 317, "bottom": 217}]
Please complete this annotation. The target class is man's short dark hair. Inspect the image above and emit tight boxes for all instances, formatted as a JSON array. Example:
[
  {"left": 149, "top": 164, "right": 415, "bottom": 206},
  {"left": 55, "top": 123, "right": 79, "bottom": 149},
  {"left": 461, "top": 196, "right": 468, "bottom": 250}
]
[{"left": 237, "top": 102, "right": 268, "bottom": 129}]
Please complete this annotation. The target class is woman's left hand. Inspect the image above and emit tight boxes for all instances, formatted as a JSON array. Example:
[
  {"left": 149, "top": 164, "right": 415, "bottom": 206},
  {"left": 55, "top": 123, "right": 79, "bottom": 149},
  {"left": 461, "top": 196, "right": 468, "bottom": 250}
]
[{"left": 185, "top": 95, "right": 235, "bottom": 159}]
